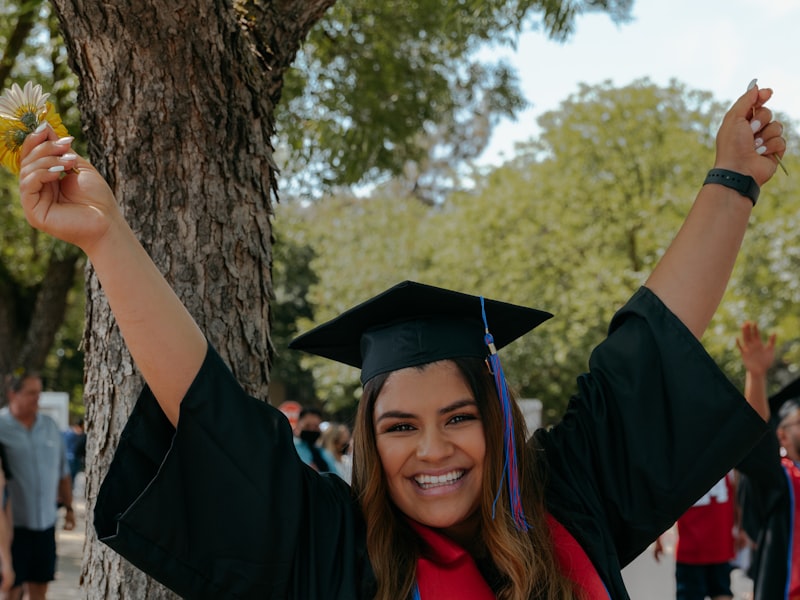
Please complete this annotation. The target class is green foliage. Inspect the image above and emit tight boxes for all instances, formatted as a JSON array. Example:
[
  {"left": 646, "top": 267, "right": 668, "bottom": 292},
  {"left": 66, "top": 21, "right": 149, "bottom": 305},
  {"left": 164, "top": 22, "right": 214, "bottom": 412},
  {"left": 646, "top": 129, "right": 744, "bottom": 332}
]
[
  {"left": 276, "top": 79, "right": 800, "bottom": 422},
  {"left": 41, "top": 275, "right": 86, "bottom": 418},
  {"left": 705, "top": 140, "right": 800, "bottom": 393},
  {"left": 0, "top": 0, "right": 85, "bottom": 404},
  {"left": 278, "top": 192, "right": 434, "bottom": 410},
  {"left": 277, "top": 0, "right": 632, "bottom": 195},
  {"left": 271, "top": 223, "right": 319, "bottom": 403}
]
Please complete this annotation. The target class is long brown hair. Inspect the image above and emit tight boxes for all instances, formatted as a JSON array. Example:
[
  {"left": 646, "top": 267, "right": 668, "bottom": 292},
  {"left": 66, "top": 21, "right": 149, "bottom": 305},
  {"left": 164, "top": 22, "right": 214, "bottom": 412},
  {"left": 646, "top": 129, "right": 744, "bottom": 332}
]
[{"left": 351, "top": 357, "right": 578, "bottom": 600}]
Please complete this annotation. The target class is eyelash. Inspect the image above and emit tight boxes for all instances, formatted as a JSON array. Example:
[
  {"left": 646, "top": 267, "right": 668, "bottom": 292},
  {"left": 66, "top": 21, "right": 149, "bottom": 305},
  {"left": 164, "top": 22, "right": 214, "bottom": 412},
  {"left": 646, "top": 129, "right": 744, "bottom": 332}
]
[
  {"left": 449, "top": 413, "right": 477, "bottom": 425},
  {"left": 385, "top": 423, "right": 415, "bottom": 433},
  {"left": 383, "top": 413, "right": 478, "bottom": 433}
]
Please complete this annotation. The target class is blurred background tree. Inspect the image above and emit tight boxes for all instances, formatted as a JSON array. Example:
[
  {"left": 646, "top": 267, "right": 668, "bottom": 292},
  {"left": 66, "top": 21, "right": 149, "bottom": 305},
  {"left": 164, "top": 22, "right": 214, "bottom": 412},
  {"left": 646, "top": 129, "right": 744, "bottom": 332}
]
[
  {"left": 0, "top": 0, "right": 85, "bottom": 413},
  {"left": 278, "top": 79, "right": 800, "bottom": 422}
]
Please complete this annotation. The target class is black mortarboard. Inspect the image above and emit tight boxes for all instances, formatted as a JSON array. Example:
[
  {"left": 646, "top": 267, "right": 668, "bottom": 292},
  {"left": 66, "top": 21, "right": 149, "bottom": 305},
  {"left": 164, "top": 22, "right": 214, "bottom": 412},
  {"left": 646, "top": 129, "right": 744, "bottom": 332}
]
[
  {"left": 769, "top": 377, "right": 800, "bottom": 424},
  {"left": 288, "top": 280, "right": 552, "bottom": 384},
  {"left": 290, "top": 280, "right": 552, "bottom": 531}
]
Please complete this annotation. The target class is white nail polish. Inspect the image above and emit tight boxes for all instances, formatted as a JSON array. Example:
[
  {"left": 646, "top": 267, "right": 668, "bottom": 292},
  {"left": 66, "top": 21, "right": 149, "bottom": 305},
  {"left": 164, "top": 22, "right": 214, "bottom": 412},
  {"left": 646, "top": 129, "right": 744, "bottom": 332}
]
[
  {"left": 754, "top": 138, "right": 764, "bottom": 148},
  {"left": 750, "top": 120, "right": 762, "bottom": 133},
  {"left": 48, "top": 165, "right": 66, "bottom": 173},
  {"left": 60, "top": 153, "right": 78, "bottom": 161},
  {"left": 756, "top": 146, "right": 767, "bottom": 155},
  {"left": 54, "top": 136, "right": 74, "bottom": 146},
  {"left": 747, "top": 78, "right": 758, "bottom": 91},
  {"left": 34, "top": 122, "right": 48, "bottom": 133}
]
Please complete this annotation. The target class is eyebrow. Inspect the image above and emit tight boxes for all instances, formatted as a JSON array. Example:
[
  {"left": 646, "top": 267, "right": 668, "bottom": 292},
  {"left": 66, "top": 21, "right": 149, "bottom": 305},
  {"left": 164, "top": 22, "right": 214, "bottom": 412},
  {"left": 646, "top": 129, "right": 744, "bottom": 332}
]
[{"left": 375, "top": 398, "right": 477, "bottom": 424}]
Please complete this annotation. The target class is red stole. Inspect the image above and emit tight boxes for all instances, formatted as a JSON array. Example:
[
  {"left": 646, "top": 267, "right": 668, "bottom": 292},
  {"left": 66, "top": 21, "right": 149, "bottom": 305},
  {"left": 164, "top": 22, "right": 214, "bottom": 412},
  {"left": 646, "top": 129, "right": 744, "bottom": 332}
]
[
  {"left": 546, "top": 515, "right": 609, "bottom": 598},
  {"left": 410, "top": 516, "right": 608, "bottom": 599},
  {"left": 782, "top": 457, "right": 800, "bottom": 597},
  {"left": 409, "top": 519, "right": 496, "bottom": 600}
]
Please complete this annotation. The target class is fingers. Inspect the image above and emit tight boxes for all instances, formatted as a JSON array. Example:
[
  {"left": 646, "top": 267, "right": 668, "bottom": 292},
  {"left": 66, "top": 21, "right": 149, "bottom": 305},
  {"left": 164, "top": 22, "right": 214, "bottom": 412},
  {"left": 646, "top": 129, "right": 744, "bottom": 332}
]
[
  {"left": 18, "top": 123, "right": 81, "bottom": 220},
  {"left": 737, "top": 321, "right": 766, "bottom": 353},
  {"left": 739, "top": 321, "right": 759, "bottom": 345},
  {"left": 737, "top": 322, "right": 777, "bottom": 372},
  {"left": 18, "top": 125, "right": 79, "bottom": 179},
  {"left": 729, "top": 86, "right": 762, "bottom": 120},
  {"left": 767, "top": 332, "right": 778, "bottom": 350},
  {"left": 747, "top": 89, "right": 787, "bottom": 170},
  {"left": 715, "top": 84, "right": 786, "bottom": 184}
]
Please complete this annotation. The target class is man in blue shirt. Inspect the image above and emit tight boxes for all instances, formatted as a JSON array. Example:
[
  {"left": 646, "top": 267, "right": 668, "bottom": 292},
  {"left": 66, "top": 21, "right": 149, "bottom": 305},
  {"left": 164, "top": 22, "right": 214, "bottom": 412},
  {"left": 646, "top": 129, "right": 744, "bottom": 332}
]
[{"left": 0, "top": 372, "right": 73, "bottom": 600}]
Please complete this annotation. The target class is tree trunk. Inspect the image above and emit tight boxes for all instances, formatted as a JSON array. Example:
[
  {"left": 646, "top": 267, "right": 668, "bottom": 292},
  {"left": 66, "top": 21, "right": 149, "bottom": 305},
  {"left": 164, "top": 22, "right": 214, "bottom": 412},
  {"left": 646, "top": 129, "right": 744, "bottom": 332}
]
[
  {"left": 48, "top": 0, "right": 334, "bottom": 597},
  {"left": 0, "top": 248, "right": 81, "bottom": 382}
]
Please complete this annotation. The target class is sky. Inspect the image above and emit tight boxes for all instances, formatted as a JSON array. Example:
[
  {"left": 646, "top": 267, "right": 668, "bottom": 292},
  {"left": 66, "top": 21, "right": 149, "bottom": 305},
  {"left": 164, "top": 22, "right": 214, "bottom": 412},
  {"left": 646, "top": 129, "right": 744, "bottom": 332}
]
[{"left": 478, "top": 0, "right": 800, "bottom": 165}]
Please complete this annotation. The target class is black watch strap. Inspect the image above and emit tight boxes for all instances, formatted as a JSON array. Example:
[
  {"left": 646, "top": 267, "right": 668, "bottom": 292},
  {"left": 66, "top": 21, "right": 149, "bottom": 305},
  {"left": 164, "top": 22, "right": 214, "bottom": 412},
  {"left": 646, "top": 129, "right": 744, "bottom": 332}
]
[{"left": 703, "top": 168, "right": 759, "bottom": 206}]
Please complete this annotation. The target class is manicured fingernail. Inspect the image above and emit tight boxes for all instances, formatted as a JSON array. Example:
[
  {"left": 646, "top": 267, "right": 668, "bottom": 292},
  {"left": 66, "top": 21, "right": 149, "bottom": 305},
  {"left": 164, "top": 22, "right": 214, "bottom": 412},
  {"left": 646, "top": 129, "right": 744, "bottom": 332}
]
[
  {"left": 48, "top": 165, "right": 66, "bottom": 173},
  {"left": 750, "top": 120, "right": 762, "bottom": 133},
  {"left": 54, "top": 136, "right": 74, "bottom": 146},
  {"left": 747, "top": 78, "right": 758, "bottom": 91},
  {"left": 754, "top": 138, "right": 764, "bottom": 148},
  {"left": 756, "top": 146, "right": 767, "bottom": 155},
  {"left": 34, "top": 122, "right": 48, "bottom": 133},
  {"left": 60, "top": 153, "right": 78, "bottom": 161}
]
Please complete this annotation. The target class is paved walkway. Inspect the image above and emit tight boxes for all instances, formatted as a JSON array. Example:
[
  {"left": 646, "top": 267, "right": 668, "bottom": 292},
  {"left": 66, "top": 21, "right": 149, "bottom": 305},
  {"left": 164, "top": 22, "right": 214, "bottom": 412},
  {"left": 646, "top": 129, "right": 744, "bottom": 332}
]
[
  {"left": 622, "top": 525, "right": 754, "bottom": 599},
  {"left": 49, "top": 473, "right": 84, "bottom": 599}
]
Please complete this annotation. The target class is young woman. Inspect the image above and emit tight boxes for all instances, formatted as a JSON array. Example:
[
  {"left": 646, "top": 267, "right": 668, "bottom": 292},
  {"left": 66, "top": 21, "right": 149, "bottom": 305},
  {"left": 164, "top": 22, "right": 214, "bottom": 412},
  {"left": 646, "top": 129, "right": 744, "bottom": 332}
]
[{"left": 16, "top": 84, "right": 784, "bottom": 599}]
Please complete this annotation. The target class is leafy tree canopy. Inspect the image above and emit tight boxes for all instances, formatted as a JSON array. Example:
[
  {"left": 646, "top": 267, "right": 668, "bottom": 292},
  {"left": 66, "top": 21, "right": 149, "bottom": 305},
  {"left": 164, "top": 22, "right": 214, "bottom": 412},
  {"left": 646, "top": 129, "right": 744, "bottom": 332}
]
[
  {"left": 276, "top": 79, "right": 800, "bottom": 420},
  {"left": 276, "top": 0, "right": 633, "bottom": 196}
]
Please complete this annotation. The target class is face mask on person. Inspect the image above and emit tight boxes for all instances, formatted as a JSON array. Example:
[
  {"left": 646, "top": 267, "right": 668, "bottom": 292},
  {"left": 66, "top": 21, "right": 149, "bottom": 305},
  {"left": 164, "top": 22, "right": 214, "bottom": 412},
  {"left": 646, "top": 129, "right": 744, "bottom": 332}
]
[{"left": 300, "top": 430, "right": 321, "bottom": 445}]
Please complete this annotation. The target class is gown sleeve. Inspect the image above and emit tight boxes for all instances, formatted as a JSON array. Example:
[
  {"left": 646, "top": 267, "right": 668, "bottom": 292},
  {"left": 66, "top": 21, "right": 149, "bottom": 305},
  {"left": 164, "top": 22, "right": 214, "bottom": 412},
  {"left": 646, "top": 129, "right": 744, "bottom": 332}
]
[
  {"left": 94, "top": 344, "right": 373, "bottom": 600},
  {"left": 535, "top": 287, "right": 768, "bottom": 598}
]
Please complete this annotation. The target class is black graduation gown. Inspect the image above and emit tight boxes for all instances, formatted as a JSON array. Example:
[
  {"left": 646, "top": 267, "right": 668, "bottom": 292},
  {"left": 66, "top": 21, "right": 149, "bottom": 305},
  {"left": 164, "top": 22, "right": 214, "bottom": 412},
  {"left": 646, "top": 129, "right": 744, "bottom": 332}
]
[
  {"left": 737, "top": 419, "right": 793, "bottom": 599},
  {"left": 94, "top": 287, "right": 767, "bottom": 599}
]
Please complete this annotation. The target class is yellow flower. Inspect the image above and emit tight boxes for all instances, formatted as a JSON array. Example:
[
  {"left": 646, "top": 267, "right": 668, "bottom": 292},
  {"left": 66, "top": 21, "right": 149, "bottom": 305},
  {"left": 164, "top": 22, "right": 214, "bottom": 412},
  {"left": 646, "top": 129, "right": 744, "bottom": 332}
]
[{"left": 0, "top": 81, "right": 69, "bottom": 175}]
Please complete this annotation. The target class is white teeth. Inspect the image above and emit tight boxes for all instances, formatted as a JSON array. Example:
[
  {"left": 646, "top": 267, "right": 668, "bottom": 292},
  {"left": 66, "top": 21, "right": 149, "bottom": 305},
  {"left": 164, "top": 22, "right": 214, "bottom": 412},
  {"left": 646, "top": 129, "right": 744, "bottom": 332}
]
[{"left": 415, "top": 470, "right": 464, "bottom": 488}]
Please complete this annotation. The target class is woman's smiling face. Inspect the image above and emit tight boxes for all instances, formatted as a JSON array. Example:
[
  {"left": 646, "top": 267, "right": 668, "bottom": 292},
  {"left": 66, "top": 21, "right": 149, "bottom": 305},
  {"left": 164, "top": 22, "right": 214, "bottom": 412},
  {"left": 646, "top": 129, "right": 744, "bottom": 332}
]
[{"left": 373, "top": 360, "right": 486, "bottom": 542}]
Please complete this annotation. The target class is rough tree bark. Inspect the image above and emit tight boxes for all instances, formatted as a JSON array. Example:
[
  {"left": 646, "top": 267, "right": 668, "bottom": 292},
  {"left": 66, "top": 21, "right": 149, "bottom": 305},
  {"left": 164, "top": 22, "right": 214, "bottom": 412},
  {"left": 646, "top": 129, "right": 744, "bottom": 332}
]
[{"left": 48, "top": 1, "right": 335, "bottom": 597}]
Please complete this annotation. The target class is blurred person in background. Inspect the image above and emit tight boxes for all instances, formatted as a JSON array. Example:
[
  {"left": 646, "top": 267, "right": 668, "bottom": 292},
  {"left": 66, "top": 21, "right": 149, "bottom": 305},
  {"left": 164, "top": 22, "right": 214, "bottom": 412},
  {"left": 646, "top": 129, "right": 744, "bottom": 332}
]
[
  {"left": 62, "top": 418, "right": 86, "bottom": 489},
  {"left": 736, "top": 321, "right": 800, "bottom": 600},
  {"left": 321, "top": 423, "right": 353, "bottom": 484},
  {"left": 0, "top": 372, "right": 73, "bottom": 600},
  {"left": 293, "top": 407, "right": 336, "bottom": 474},
  {"left": 653, "top": 472, "right": 741, "bottom": 600}
]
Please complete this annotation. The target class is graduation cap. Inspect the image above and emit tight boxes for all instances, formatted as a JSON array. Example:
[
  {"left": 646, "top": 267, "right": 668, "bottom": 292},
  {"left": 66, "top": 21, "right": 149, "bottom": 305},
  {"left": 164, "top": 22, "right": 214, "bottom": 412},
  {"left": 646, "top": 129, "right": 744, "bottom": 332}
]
[
  {"left": 289, "top": 280, "right": 553, "bottom": 531},
  {"left": 769, "top": 377, "right": 800, "bottom": 424},
  {"left": 288, "top": 280, "right": 552, "bottom": 384}
]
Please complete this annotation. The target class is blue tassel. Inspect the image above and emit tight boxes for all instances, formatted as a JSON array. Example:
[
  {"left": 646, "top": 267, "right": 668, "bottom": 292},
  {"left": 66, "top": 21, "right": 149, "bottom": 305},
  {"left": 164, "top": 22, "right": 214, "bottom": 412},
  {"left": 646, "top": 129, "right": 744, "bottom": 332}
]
[{"left": 481, "top": 297, "right": 530, "bottom": 532}]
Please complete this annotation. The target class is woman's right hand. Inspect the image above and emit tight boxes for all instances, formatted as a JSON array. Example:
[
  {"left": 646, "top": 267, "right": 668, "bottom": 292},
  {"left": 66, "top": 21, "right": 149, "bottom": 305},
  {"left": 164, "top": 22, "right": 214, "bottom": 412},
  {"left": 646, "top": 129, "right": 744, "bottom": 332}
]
[{"left": 18, "top": 123, "right": 122, "bottom": 254}]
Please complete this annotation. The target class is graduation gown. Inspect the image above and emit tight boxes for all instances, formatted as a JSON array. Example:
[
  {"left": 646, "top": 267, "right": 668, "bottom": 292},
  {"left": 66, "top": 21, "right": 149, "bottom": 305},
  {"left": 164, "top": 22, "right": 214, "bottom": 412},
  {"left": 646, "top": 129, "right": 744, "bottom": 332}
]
[
  {"left": 94, "top": 287, "right": 767, "bottom": 599},
  {"left": 737, "top": 420, "right": 797, "bottom": 599}
]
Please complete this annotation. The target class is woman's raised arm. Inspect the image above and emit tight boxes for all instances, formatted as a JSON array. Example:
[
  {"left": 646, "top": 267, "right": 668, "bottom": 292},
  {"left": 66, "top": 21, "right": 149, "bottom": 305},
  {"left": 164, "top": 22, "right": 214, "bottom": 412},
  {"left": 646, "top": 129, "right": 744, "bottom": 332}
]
[
  {"left": 18, "top": 124, "right": 206, "bottom": 426},
  {"left": 645, "top": 85, "right": 785, "bottom": 339}
]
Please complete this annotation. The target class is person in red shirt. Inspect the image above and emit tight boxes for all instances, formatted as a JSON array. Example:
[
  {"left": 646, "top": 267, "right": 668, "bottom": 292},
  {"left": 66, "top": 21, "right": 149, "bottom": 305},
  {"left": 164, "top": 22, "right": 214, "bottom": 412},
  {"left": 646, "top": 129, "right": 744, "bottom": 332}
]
[{"left": 654, "top": 473, "right": 740, "bottom": 600}]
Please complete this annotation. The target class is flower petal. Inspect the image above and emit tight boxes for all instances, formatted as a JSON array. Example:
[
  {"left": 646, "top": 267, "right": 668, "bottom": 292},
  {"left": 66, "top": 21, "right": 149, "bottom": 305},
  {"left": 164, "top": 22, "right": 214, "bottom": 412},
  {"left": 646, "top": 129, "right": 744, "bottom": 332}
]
[{"left": 0, "top": 83, "right": 69, "bottom": 176}]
